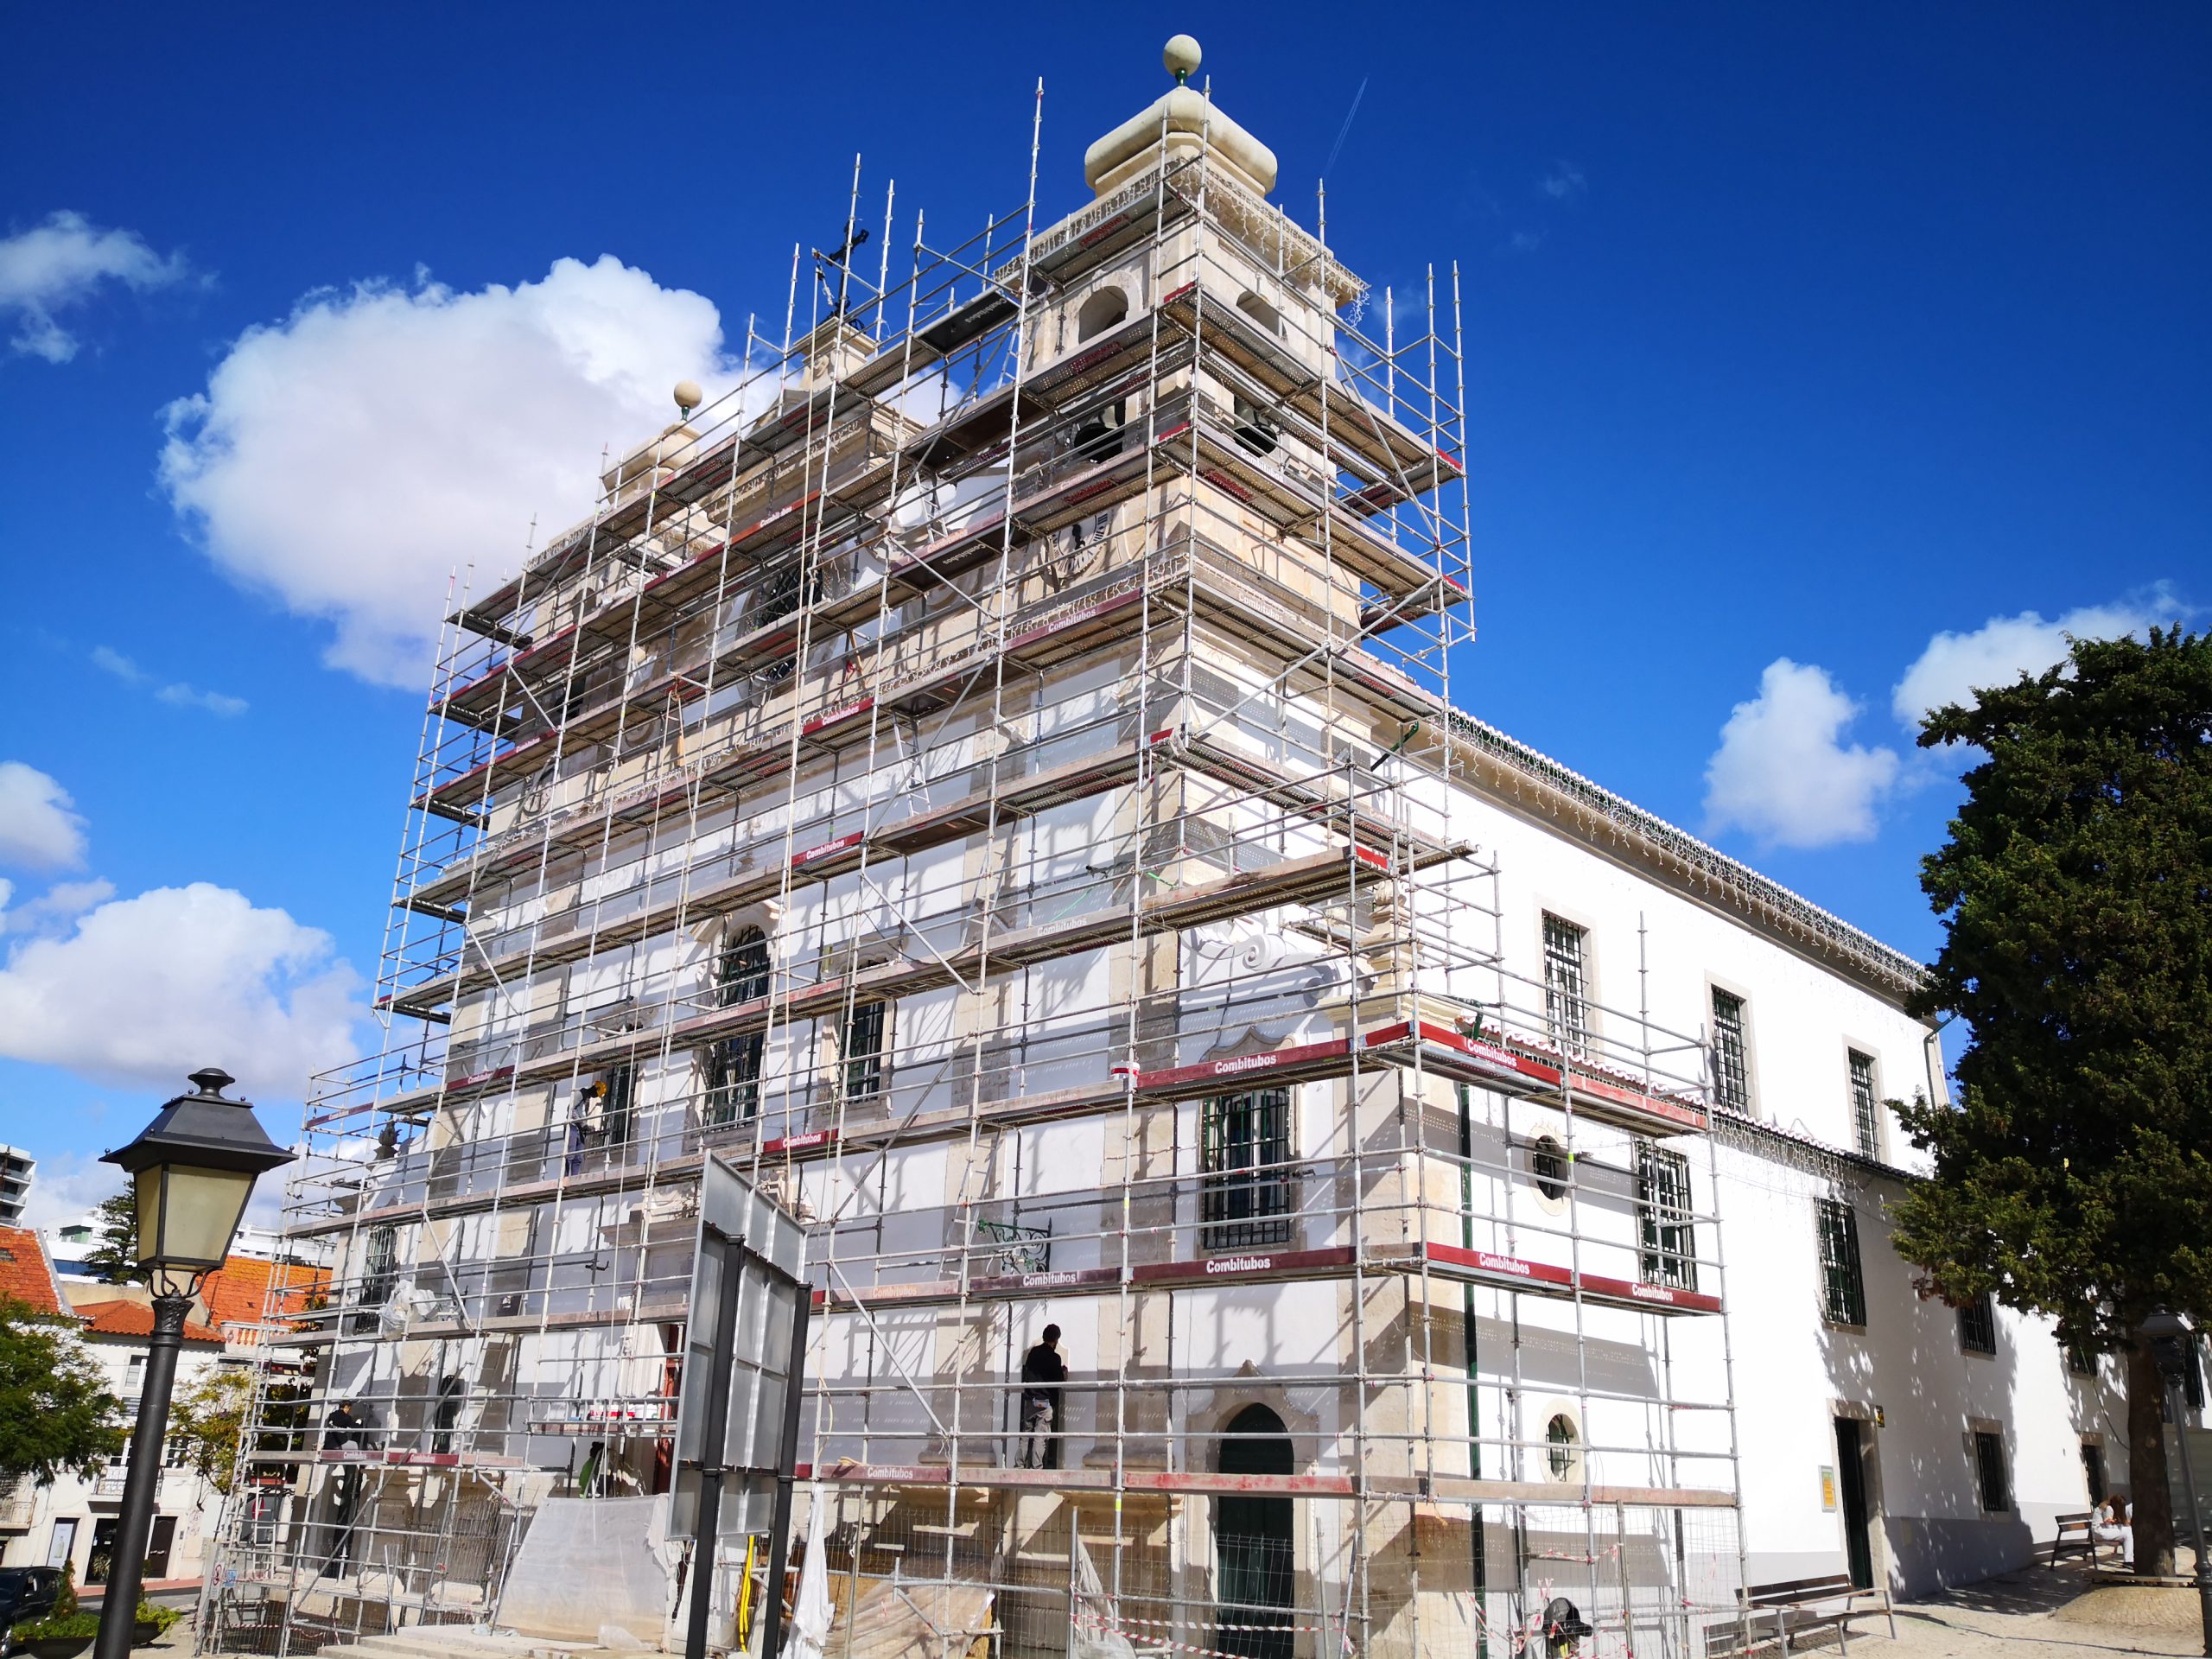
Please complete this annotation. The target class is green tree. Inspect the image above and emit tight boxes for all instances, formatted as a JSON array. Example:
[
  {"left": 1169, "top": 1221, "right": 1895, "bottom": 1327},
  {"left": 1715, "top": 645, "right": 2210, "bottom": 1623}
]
[
  {"left": 80, "top": 1188, "right": 143, "bottom": 1285},
  {"left": 168, "top": 1365, "right": 256, "bottom": 1497},
  {"left": 0, "top": 1296, "right": 126, "bottom": 1484},
  {"left": 1891, "top": 627, "right": 2212, "bottom": 1575}
]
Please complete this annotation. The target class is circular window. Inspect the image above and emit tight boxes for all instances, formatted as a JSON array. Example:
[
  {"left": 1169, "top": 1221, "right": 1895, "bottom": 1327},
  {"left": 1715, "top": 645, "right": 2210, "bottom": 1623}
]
[
  {"left": 1532, "top": 1136, "right": 1568, "bottom": 1202},
  {"left": 1546, "top": 1412, "right": 1580, "bottom": 1480}
]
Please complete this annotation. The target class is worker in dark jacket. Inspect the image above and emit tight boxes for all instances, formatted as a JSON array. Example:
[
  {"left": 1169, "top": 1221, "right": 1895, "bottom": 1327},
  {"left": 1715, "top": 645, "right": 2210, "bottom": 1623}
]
[{"left": 1018, "top": 1324, "right": 1067, "bottom": 1469}]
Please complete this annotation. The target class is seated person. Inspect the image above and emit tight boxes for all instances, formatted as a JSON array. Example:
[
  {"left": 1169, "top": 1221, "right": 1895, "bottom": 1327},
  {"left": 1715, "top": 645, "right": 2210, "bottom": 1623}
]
[{"left": 2091, "top": 1492, "right": 2132, "bottom": 1565}]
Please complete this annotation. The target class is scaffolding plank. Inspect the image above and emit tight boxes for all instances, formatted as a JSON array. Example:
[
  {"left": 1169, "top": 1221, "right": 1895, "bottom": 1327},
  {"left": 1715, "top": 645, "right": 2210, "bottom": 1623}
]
[{"left": 1361, "top": 1019, "right": 1711, "bottom": 1138}]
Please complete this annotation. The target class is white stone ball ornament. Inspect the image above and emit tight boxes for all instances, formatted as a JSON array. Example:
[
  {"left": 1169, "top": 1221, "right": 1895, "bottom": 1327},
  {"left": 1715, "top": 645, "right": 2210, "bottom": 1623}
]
[{"left": 1164, "top": 35, "right": 1201, "bottom": 85}]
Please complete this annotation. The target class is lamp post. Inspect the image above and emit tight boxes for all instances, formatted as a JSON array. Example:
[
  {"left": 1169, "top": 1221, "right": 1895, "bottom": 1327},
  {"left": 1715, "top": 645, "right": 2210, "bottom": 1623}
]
[
  {"left": 92, "top": 1068, "right": 293, "bottom": 1659},
  {"left": 2144, "top": 1307, "right": 2212, "bottom": 1656}
]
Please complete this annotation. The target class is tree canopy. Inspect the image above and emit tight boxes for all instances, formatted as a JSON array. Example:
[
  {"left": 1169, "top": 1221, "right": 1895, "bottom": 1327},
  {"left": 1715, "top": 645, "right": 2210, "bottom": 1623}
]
[
  {"left": 0, "top": 1296, "right": 126, "bottom": 1485},
  {"left": 1889, "top": 626, "right": 2210, "bottom": 1573},
  {"left": 168, "top": 1365, "right": 256, "bottom": 1497},
  {"left": 80, "top": 1189, "right": 143, "bottom": 1286},
  {"left": 1891, "top": 628, "right": 2212, "bottom": 1344}
]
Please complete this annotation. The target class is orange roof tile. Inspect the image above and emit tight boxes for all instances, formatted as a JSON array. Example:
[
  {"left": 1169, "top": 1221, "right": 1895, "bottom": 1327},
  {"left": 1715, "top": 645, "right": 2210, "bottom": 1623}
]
[
  {"left": 0, "top": 1224, "right": 69, "bottom": 1316},
  {"left": 72, "top": 1297, "right": 224, "bottom": 1344},
  {"left": 199, "top": 1255, "right": 330, "bottom": 1332}
]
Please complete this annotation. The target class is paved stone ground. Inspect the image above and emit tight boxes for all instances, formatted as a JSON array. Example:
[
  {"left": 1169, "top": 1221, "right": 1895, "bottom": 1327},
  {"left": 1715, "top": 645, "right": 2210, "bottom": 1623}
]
[
  {"left": 141, "top": 1560, "right": 2212, "bottom": 1658},
  {"left": 1851, "top": 1556, "right": 2209, "bottom": 1658}
]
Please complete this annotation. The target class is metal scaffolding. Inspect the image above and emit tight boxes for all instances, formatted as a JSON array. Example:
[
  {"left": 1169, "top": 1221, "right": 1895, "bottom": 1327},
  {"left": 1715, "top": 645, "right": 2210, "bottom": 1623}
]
[{"left": 208, "top": 71, "right": 1753, "bottom": 1659}]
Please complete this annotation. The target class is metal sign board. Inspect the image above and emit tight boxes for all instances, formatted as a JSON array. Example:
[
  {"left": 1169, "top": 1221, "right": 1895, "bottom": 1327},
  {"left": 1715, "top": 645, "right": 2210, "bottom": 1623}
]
[{"left": 670, "top": 1154, "right": 810, "bottom": 1542}]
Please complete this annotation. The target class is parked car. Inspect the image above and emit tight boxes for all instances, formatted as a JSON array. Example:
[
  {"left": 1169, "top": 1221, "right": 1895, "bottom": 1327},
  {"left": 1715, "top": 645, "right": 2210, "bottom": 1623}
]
[{"left": 0, "top": 1569, "right": 66, "bottom": 1652}]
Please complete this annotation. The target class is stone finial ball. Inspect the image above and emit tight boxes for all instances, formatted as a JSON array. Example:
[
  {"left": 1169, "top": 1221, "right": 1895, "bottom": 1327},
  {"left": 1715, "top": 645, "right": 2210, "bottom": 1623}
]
[
  {"left": 673, "top": 378, "right": 703, "bottom": 413},
  {"left": 1163, "top": 35, "right": 1202, "bottom": 83}
]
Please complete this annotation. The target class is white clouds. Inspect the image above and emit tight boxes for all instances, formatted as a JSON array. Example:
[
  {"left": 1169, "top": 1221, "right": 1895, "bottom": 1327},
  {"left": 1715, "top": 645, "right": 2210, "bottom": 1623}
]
[
  {"left": 0, "top": 210, "right": 192, "bottom": 363},
  {"left": 1702, "top": 659, "right": 1902, "bottom": 849},
  {"left": 0, "top": 762, "right": 88, "bottom": 871},
  {"left": 1700, "top": 582, "right": 2194, "bottom": 853},
  {"left": 92, "top": 645, "right": 248, "bottom": 716},
  {"left": 1540, "top": 162, "right": 1587, "bottom": 201},
  {"left": 1, "top": 878, "right": 116, "bottom": 935},
  {"left": 1891, "top": 583, "right": 2193, "bottom": 733},
  {"left": 16, "top": 1151, "right": 122, "bottom": 1231},
  {"left": 158, "top": 256, "right": 742, "bottom": 688},
  {"left": 0, "top": 882, "right": 360, "bottom": 1098}
]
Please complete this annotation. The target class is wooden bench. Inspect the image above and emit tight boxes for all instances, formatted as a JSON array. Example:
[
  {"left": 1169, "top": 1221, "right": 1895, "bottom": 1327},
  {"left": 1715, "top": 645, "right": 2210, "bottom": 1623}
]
[
  {"left": 2050, "top": 1510, "right": 2120, "bottom": 1568},
  {"left": 1732, "top": 1573, "right": 1897, "bottom": 1655}
]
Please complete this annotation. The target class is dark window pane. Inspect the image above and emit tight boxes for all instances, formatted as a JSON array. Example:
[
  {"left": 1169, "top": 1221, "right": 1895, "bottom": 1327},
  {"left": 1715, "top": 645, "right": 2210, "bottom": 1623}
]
[
  {"left": 717, "top": 928, "right": 770, "bottom": 1007},
  {"left": 1849, "top": 1051, "right": 1881, "bottom": 1159},
  {"left": 705, "top": 1031, "right": 765, "bottom": 1125},
  {"left": 1959, "top": 1294, "right": 1997, "bottom": 1356},
  {"left": 1710, "top": 991, "right": 1750, "bottom": 1113},
  {"left": 1637, "top": 1144, "right": 1697, "bottom": 1291},
  {"left": 1542, "top": 916, "right": 1589, "bottom": 1058},
  {"left": 843, "top": 1001, "right": 887, "bottom": 1101},
  {"left": 1974, "top": 1430, "right": 2010, "bottom": 1510},
  {"left": 1817, "top": 1199, "right": 1866, "bottom": 1326}
]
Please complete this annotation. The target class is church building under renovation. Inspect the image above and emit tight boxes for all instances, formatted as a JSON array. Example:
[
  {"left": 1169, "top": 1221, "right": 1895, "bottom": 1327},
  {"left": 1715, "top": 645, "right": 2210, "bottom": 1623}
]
[{"left": 209, "top": 36, "right": 2134, "bottom": 1659}]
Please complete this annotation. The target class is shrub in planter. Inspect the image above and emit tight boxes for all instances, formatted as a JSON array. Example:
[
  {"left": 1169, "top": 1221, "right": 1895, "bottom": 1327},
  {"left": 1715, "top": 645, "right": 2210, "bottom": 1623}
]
[
  {"left": 10, "top": 1601, "right": 179, "bottom": 1656},
  {"left": 6, "top": 1610, "right": 99, "bottom": 1658}
]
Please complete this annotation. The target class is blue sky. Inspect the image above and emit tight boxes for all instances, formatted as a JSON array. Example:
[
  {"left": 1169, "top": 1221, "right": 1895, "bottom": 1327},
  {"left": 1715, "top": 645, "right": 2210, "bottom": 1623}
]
[{"left": 2, "top": 3, "right": 2205, "bottom": 1222}]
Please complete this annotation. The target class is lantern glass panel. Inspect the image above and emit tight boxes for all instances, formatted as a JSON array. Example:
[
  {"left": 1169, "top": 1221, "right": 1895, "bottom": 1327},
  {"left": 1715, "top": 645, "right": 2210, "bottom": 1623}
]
[{"left": 138, "top": 1165, "right": 252, "bottom": 1278}]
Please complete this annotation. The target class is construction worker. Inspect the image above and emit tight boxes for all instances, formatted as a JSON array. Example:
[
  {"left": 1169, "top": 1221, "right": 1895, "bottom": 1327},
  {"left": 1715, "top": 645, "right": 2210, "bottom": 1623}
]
[{"left": 1019, "top": 1324, "right": 1067, "bottom": 1469}]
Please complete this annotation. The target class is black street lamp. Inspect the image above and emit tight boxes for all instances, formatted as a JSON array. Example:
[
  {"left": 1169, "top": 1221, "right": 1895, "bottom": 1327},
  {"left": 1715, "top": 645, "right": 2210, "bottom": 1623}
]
[
  {"left": 2144, "top": 1306, "right": 2212, "bottom": 1657},
  {"left": 92, "top": 1068, "right": 293, "bottom": 1659}
]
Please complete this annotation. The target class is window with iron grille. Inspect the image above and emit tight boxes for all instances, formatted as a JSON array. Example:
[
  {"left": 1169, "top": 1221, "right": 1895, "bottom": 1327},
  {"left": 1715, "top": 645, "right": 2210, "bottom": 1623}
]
[
  {"left": 351, "top": 1224, "right": 399, "bottom": 1332},
  {"left": 2067, "top": 1341, "right": 2097, "bottom": 1377},
  {"left": 717, "top": 927, "right": 770, "bottom": 1007},
  {"left": 842, "top": 1001, "right": 887, "bottom": 1101},
  {"left": 1816, "top": 1199, "right": 1866, "bottom": 1325},
  {"left": 1959, "top": 1294, "right": 1997, "bottom": 1356},
  {"left": 360, "top": 1226, "right": 398, "bottom": 1303},
  {"left": 706, "top": 1032, "right": 764, "bottom": 1125},
  {"left": 1637, "top": 1145, "right": 1698, "bottom": 1291},
  {"left": 1848, "top": 1050, "right": 1882, "bottom": 1159},
  {"left": 1541, "top": 914, "right": 1590, "bottom": 1058},
  {"left": 1202, "top": 1087, "right": 1294, "bottom": 1249},
  {"left": 1710, "top": 990, "right": 1750, "bottom": 1113},
  {"left": 1974, "top": 1430, "right": 2010, "bottom": 1510}
]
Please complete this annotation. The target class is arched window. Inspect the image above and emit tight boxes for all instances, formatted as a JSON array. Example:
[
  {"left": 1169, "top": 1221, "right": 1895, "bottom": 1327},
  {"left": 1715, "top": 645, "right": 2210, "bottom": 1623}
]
[
  {"left": 1216, "top": 1404, "right": 1294, "bottom": 1659},
  {"left": 1236, "top": 292, "right": 1283, "bottom": 337},
  {"left": 717, "top": 927, "right": 771, "bottom": 1007},
  {"left": 432, "top": 1374, "right": 465, "bottom": 1454},
  {"left": 1545, "top": 1408, "right": 1583, "bottom": 1482},
  {"left": 1072, "top": 397, "right": 1127, "bottom": 462},
  {"left": 1077, "top": 286, "right": 1128, "bottom": 342}
]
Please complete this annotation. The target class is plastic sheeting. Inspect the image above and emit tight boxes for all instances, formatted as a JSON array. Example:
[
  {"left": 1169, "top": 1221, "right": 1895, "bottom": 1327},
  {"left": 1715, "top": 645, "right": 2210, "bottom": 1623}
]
[
  {"left": 783, "top": 1493, "right": 832, "bottom": 1659},
  {"left": 1070, "top": 1535, "right": 1136, "bottom": 1659},
  {"left": 498, "top": 1495, "right": 671, "bottom": 1642}
]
